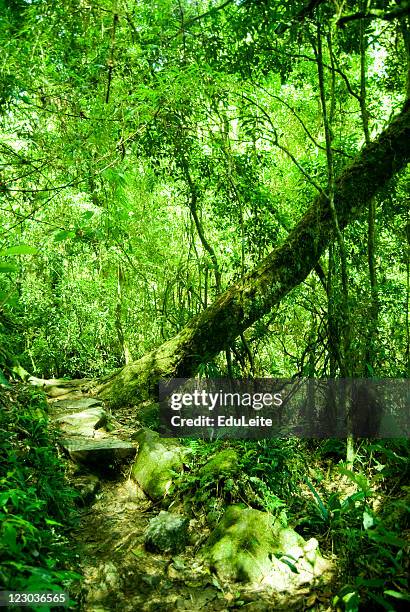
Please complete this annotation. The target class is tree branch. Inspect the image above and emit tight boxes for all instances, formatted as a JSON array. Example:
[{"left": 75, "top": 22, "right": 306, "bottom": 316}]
[{"left": 337, "top": 3, "right": 410, "bottom": 27}]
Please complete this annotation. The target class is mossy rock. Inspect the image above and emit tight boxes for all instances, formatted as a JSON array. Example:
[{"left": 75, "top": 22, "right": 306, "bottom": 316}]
[
  {"left": 131, "top": 429, "right": 187, "bottom": 500},
  {"left": 199, "top": 449, "right": 239, "bottom": 480},
  {"left": 201, "top": 505, "right": 331, "bottom": 588}
]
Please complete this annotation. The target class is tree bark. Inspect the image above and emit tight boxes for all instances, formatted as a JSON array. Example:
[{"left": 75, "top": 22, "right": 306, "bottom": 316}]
[{"left": 95, "top": 102, "right": 410, "bottom": 406}]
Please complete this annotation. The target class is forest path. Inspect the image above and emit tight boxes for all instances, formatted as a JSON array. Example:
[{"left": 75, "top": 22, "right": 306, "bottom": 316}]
[
  {"left": 68, "top": 468, "right": 314, "bottom": 612},
  {"left": 43, "top": 385, "right": 327, "bottom": 611},
  {"left": 45, "top": 391, "right": 234, "bottom": 611},
  {"left": 70, "top": 474, "right": 238, "bottom": 612}
]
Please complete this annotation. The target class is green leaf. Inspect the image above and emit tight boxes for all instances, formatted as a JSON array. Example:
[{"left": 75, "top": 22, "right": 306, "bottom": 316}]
[
  {"left": 44, "top": 519, "right": 63, "bottom": 527},
  {"left": 82, "top": 210, "right": 95, "bottom": 220},
  {"left": 2, "top": 523, "right": 19, "bottom": 554},
  {"left": 304, "top": 477, "right": 328, "bottom": 520},
  {"left": 368, "top": 592, "right": 395, "bottom": 610},
  {"left": 342, "top": 590, "right": 360, "bottom": 612},
  {"left": 343, "top": 491, "right": 366, "bottom": 505},
  {"left": 278, "top": 555, "right": 299, "bottom": 573},
  {"left": 338, "top": 467, "right": 371, "bottom": 494},
  {"left": 0, "top": 264, "right": 18, "bottom": 273},
  {"left": 0, "top": 245, "right": 38, "bottom": 256},
  {"left": 365, "top": 363, "right": 375, "bottom": 376},
  {"left": 54, "top": 230, "right": 73, "bottom": 242},
  {"left": 383, "top": 590, "right": 410, "bottom": 601},
  {"left": 0, "top": 491, "right": 10, "bottom": 506},
  {"left": 367, "top": 530, "right": 407, "bottom": 547}
]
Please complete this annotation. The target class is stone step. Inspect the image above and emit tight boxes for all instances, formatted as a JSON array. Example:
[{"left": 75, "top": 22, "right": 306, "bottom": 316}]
[
  {"left": 60, "top": 437, "right": 136, "bottom": 467},
  {"left": 49, "top": 397, "right": 103, "bottom": 415},
  {"left": 53, "top": 407, "right": 107, "bottom": 437}
]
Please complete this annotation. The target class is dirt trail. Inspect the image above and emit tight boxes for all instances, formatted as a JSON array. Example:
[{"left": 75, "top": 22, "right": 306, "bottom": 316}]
[
  {"left": 43, "top": 386, "right": 330, "bottom": 611},
  {"left": 69, "top": 473, "right": 319, "bottom": 611}
]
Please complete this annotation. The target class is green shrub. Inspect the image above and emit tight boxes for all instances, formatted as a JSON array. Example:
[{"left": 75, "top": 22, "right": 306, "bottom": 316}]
[
  {"left": 0, "top": 385, "right": 81, "bottom": 608},
  {"left": 175, "top": 438, "right": 306, "bottom": 523}
]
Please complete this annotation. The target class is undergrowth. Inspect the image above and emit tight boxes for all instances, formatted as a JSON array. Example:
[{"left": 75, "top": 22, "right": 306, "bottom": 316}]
[
  {"left": 292, "top": 439, "right": 410, "bottom": 611},
  {"left": 175, "top": 436, "right": 410, "bottom": 611},
  {"left": 175, "top": 438, "right": 307, "bottom": 524},
  {"left": 0, "top": 384, "right": 81, "bottom": 610}
]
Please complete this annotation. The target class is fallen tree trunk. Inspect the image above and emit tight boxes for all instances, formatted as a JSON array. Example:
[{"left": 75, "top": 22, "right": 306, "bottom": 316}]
[{"left": 95, "top": 102, "right": 410, "bottom": 406}]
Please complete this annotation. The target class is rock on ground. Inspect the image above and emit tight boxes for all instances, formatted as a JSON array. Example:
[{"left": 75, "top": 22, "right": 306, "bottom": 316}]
[
  {"left": 144, "top": 511, "right": 189, "bottom": 553},
  {"left": 60, "top": 437, "right": 136, "bottom": 469},
  {"left": 53, "top": 406, "right": 107, "bottom": 437},
  {"left": 131, "top": 429, "right": 188, "bottom": 500},
  {"left": 72, "top": 473, "right": 101, "bottom": 506},
  {"left": 199, "top": 449, "right": 239, "bottom": 480},
  {"left": 201, "top": 505, "right": 332, "bottom": 589}
]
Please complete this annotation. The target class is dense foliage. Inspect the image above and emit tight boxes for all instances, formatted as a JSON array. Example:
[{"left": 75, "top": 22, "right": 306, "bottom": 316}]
[
  {"left": 0, "top": 0, "right": 408, "bottom": 381},
  {"left": 0, "top": 385, "right": 80, "bottom": 605},
  {"left": 172, "top": 437, "right": 410, "bottom": 609},
  {"left": 0, "top": 1, "right": 409, "bottom": 610}
]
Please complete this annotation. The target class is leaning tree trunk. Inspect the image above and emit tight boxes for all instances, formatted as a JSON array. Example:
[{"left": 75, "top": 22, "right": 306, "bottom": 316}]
[{"left": 95, "top": 102, "right": 410, "bottom": 406}]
